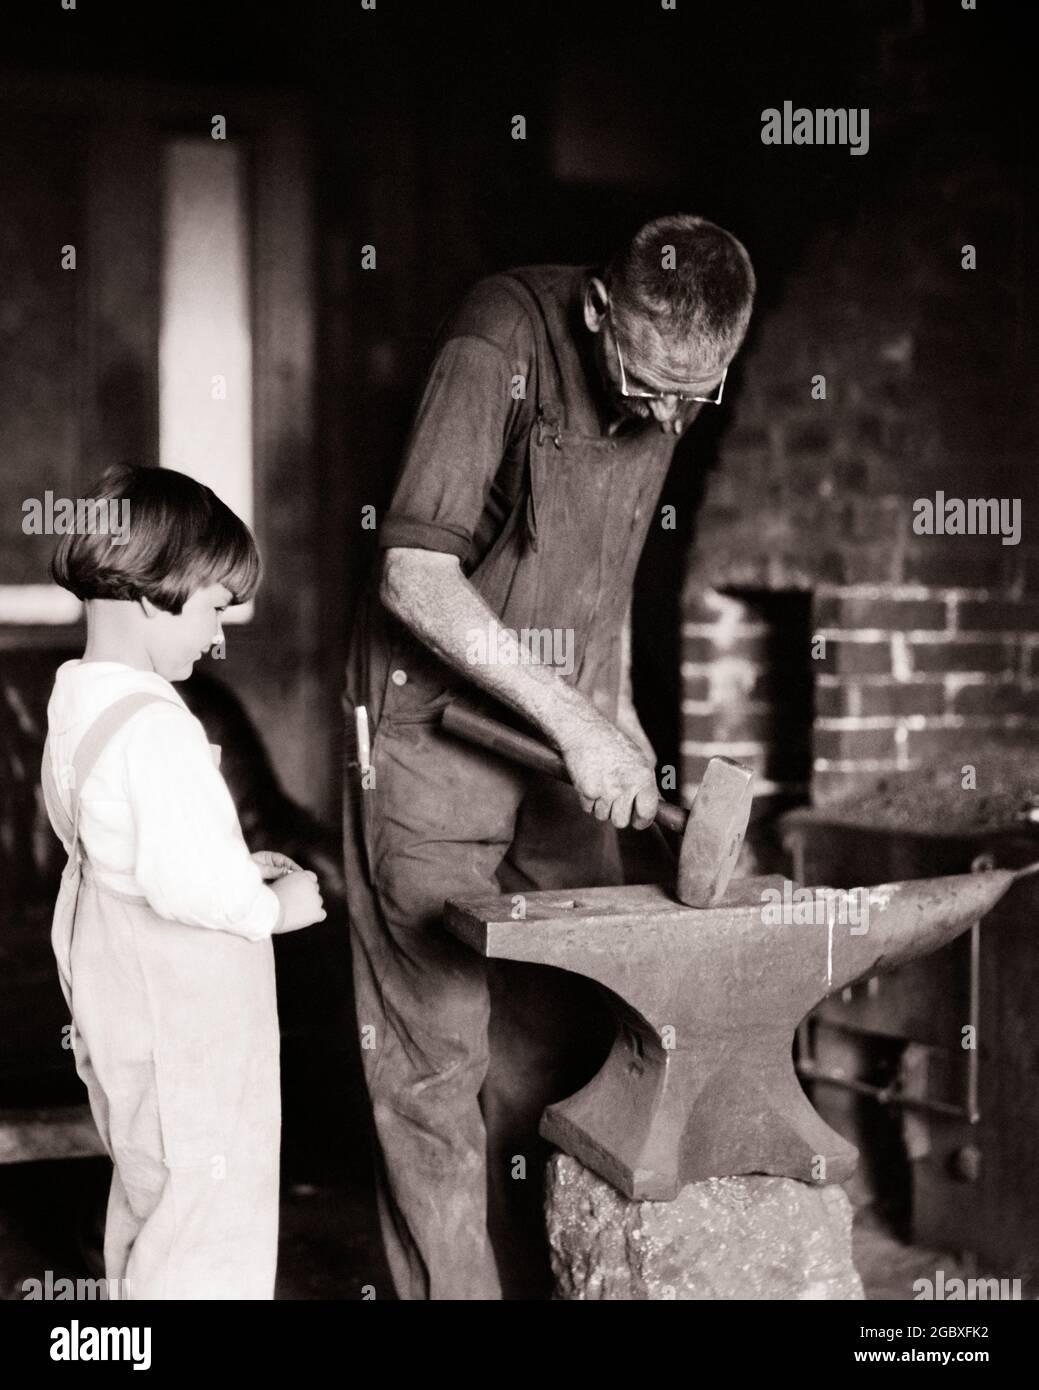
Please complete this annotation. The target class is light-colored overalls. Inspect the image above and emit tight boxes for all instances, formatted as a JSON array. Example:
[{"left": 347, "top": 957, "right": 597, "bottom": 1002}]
[
  {"left": 41, "top": 691, "right": 281, "bottom": 1300},
  {"left": 343, "top": 267, "right": 685, "bottom": 1299}
]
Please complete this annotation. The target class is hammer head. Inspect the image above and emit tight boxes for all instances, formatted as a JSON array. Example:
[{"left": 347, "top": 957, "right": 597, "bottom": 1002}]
[{"left": 677, "top": 756, "right": 754, "bottom": 908}]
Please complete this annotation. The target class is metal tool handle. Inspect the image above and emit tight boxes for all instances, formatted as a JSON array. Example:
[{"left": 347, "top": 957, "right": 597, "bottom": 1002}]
[{"left": 440, "top": 702, "right": 687, "bottom": 835}]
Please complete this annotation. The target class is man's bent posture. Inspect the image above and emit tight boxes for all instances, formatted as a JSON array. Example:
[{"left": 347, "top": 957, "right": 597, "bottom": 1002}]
[{"left": 343, "top": 215, "right": 756, "bottom": 1299}]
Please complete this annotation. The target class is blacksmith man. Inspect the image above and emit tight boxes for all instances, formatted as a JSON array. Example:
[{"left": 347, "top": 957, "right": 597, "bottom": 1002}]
[{"left": 342, "top": 214, "right": 756, "bottom": 1299}]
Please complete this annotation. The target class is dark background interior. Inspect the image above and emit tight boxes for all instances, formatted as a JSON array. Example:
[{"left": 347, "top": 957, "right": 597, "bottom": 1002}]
[
  {"left": 6, "top": 0, "right": 1028, "bottom": 809},
  {"left": 1, "top": 0, "right": 1034, "bottom": 1293}
]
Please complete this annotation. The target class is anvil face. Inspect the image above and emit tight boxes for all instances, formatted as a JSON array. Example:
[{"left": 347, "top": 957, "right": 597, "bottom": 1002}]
[{"left": 444, "top": 867, "right": 1023, "bottom": 1201}]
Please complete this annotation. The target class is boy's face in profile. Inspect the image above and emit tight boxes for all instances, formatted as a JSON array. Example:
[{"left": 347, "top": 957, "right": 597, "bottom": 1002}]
[{"left": 144, "top": 582, "right": 231, "bottom": 682}]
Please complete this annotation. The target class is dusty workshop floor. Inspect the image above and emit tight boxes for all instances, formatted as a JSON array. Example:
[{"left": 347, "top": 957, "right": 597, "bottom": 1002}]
[{"left": 0, "top": 1158, "right": 1008, "bottom": 1302}]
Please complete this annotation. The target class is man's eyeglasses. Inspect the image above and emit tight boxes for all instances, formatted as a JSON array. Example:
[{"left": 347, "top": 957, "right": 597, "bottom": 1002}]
[{"left": 608, "top": 313, "right": 727, "bottom": 406}]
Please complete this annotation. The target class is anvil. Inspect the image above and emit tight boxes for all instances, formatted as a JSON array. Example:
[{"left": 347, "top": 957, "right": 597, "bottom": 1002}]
[{"left": 443, "top": 865, "right": 1036, "bottom": 1200}]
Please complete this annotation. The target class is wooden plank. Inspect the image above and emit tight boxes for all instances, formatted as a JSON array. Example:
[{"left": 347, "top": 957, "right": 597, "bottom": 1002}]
[{"left": 0, "top": 1106, "right": 105, "bottom": 1164}]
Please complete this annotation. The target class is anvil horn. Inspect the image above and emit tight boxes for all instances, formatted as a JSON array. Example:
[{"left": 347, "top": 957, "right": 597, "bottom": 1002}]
[{"left": 832, "top": 867, "right": 1028, "bottom": 991}]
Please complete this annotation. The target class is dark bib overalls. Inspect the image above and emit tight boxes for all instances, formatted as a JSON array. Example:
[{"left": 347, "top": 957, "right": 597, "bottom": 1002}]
[{"left": 342, "top": 266, "right": 679, "bottom": 1299}]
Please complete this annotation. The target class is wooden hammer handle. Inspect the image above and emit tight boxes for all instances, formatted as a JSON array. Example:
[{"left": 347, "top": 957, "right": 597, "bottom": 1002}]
[{"left": 440, "top": 702, "right": 687, "bottom": 836}]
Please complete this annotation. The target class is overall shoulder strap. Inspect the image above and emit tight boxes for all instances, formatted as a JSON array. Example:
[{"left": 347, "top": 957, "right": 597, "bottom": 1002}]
[
  {"left": 501, "top": 269, "right": 566, "bottom": 435},
  {"left": 41, "top": 736, "right": 75, "bottom": 850},
  {"left": 65, "top": 692, "right": 182, "bottom": 833}
]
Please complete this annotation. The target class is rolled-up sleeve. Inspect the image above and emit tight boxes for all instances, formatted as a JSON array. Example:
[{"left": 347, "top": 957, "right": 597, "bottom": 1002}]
[
  {"left": 379, "top": 332, "right": 526, "bottom": 558},
  {"left": 122, "top": 704, "right": 281, "bottom": 941}
]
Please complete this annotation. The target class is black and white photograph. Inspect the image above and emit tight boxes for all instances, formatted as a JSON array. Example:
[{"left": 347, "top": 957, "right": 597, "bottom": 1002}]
[{"left": 0, "top": 0, "right": 1036, "bottom": 1358}]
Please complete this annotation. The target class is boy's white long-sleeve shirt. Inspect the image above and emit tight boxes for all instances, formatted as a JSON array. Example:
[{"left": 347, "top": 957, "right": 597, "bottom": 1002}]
[{"left": 46, "top": 660, "right": 280, "bottom": 941}]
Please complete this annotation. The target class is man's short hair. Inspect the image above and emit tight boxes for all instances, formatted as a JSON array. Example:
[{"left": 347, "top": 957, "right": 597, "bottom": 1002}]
[
  {"left": 606, "top": 214, "right": 756, "bottom": 360},
  {"left": 52, "top": 463, "right": 260, "bottom": 614}
]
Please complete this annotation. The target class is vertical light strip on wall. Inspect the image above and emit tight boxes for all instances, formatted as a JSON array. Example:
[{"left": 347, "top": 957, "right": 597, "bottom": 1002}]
[{"left": 159, "top": 137, "right": 253, "bottom": 619}]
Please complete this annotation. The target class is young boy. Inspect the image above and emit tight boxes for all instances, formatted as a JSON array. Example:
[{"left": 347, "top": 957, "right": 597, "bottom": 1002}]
[{"left": 41, "top": 463, "right": 325, "bottom": 1300}]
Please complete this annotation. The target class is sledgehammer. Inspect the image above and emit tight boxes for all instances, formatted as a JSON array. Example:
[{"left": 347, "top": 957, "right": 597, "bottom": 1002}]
[{"left": 440, "top": 702, "right": 754, "bottom": 908}]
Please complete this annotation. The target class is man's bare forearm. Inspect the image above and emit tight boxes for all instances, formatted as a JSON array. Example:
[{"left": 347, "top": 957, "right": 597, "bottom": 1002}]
[
  {"left": 379, "top": 546, "right": 605, "bottom": 748},
  {"left": 379, "top": 546, "right": 659, "bottom": 826}
]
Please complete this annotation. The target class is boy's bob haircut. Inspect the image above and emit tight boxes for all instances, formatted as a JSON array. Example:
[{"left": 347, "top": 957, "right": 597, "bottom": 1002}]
[{"left": 52, "top": 463, "right": 260, "bottom": 614}]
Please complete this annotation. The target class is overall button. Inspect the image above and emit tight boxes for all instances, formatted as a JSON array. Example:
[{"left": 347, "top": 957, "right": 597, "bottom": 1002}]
[{"left": 391, "top": 669, "right": 408, "bottom": 686}]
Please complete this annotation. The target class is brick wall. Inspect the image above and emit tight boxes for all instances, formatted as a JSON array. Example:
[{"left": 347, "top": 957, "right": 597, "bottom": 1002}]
[
  {"left": 681, "top": 589, "right": 813, "bottom": 804},
  {"left": 812, "top": 588, "right": 1039, "bottom": 803},
  {"left": 683, "top": 6, "right": 1036, "bottom": 806}
]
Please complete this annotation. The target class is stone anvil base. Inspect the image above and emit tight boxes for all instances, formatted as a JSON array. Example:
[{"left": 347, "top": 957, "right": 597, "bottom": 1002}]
[
  {"left": 444, "top": 866, "right": 1026, "bottom": 1200},
  {"left": 545, "top": 1153, "right": 864, "bottom": 1300}
]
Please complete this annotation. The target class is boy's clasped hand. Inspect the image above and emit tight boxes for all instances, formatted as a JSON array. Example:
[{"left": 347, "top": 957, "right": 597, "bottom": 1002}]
[{"left": 251, "top": 851, "right": 326, "bottom": 932}]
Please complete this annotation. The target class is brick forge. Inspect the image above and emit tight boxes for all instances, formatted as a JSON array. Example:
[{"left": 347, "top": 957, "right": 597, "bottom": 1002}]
[
  {"left": 681, "top": 100, "right": 1037, "bottom": 808},
  {"left": 680, "top": 586, "right": 1039, "bottom": 812}
]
